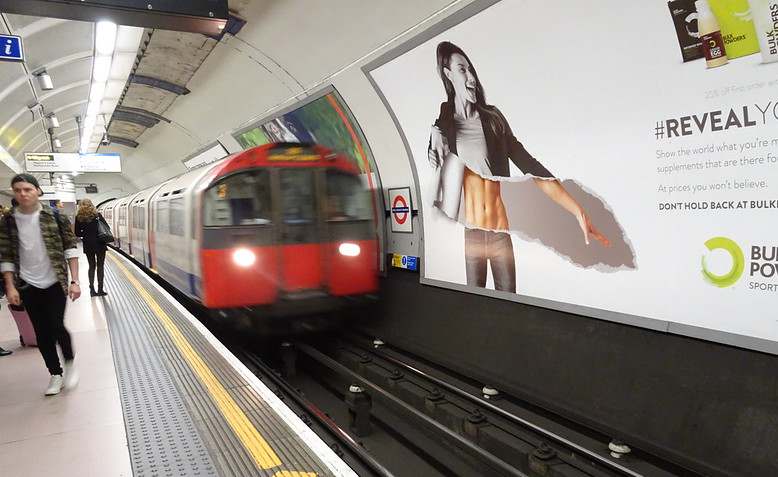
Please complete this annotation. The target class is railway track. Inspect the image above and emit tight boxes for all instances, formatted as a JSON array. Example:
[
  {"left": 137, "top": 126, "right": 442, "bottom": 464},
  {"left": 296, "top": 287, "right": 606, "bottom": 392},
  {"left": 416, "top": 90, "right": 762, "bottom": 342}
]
[{"left": 229, "top": 331, "right": 696, "bottom": 477}]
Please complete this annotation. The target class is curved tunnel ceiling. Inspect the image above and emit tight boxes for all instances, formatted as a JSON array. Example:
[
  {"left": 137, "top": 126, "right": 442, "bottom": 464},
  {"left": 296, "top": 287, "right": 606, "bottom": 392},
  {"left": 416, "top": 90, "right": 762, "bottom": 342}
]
[{"left": 0, "top": 0, "right": 459, "bottom": 190}]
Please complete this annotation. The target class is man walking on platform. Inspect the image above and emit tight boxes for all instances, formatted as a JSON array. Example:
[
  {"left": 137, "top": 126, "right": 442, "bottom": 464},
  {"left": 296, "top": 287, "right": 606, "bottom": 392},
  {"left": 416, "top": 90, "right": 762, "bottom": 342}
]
[{"left": 0, "top": 174, "right": 81, "bottom": 395}]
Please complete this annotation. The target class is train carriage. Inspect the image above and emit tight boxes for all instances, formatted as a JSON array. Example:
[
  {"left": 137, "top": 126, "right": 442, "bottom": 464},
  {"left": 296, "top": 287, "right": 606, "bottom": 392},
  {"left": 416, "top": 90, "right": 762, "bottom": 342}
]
[
  {"left": 127, "top": 182, "right": 169, "bottom": 269},
  {"left": 98, "top": 143, "right": 378, "bottom": 331}
]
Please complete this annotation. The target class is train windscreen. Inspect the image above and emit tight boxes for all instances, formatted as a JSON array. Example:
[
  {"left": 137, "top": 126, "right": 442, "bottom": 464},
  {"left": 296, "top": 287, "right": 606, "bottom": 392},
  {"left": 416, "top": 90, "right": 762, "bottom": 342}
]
[
  {"left": 203, "top": 171, "right": 272, "bottom": 227},
  {"left": 325, "top": 170, "right": 371, "bottom": 222},
  {"left": 279, "top": 169, "right": 316, "bottom": 226}
]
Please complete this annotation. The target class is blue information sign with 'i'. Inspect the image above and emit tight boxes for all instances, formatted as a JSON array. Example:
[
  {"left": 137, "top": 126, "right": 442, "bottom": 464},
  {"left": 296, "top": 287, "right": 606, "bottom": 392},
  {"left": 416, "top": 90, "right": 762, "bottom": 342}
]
[{"left": 0, "top": 35, "right": 24, "bottom": 62}]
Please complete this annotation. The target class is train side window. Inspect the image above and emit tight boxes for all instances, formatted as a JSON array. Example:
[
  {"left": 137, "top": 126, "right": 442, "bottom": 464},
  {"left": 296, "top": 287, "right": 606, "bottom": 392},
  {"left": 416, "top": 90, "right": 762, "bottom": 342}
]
[
  {"left": 157, "top": 200, "right": 169, "bottom": 234},
  {"left": 280, "top": 169, "right": 314, "bottom": 224},
  {"left": 325, "top": 170, "right": 371, "bottom": 221},
  {"left": 204, "top": 171, "right": 272, "bottom": 227},
  {"left": 169, "top": 197, "right": 185, "bottom": 236},
  {"left": 139, "top": 206, "right": 146, "bottom": 230}
]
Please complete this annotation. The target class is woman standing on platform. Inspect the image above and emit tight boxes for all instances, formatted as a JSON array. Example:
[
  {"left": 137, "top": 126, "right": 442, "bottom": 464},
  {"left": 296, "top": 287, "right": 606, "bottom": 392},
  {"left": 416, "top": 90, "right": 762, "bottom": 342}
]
[{"left": 75, "top": 199, "right": 107, "bottom": 297}]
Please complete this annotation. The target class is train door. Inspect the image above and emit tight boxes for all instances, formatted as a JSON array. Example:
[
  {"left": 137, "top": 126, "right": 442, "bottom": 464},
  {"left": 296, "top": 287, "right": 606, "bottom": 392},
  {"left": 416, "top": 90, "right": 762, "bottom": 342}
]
[
  {"left": 135, "top": 200, "right": 147, "bottom": 266},
  {"left": 200, "top": 169, "right": 277, "bottom": 308},
  {"left": 148, "top": 199, "right": 158, "bottom": 271},
  {"left": 275, "top": 168, "right": 323, "bottom": 294}
]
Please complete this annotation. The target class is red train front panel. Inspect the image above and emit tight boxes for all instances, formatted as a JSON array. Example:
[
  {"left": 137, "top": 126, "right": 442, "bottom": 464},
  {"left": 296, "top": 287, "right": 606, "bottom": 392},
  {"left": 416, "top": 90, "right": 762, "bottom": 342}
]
[{"left": 198, "top": 144, "right": 378, "bottom": 310}]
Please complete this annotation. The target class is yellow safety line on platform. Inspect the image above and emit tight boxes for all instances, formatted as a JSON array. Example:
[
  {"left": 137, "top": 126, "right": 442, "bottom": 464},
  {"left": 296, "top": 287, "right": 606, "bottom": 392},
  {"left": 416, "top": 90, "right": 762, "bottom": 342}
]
[{"left": 108, "top": 254, "right": 298, "bottom": 472}]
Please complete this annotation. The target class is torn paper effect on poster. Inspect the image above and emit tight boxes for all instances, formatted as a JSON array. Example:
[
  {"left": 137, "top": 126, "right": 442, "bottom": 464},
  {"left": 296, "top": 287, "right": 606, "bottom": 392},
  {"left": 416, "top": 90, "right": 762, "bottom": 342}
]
[{"left": 432, "top": 156, "right": 636, "bottom": 270}]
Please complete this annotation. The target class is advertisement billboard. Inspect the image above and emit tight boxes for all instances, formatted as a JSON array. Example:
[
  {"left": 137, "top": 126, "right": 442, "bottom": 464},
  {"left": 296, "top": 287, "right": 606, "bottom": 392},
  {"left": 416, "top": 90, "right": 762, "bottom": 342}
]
[
  {"left": 365, "top": 0, "right": 778, "bottom": 352},
  {"left": 183, "top": 142, "right": 229, "bottom": 170}
]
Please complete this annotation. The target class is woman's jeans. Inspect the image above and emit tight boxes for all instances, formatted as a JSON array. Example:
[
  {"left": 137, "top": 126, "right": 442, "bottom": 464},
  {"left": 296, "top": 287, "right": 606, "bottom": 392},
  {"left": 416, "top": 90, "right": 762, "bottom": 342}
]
[
  {"left": 464, "top": 229, "right": 516, "bottom": 293},
  {"left": 85, "top": 248, "right": 106, "bottom": 292}
]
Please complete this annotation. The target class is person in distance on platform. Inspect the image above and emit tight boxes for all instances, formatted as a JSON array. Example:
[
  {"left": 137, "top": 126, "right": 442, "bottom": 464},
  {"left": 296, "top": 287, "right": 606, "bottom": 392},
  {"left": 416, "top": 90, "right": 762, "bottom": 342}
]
[
  {"left": 75, "top": 199, "right": 108, "bottom": 297},
  {"left": 0, "top": 204, "right": 11, "bottom": 356},
  {"left": 0, "top": 174, "right": 81, "bottom": 395}
]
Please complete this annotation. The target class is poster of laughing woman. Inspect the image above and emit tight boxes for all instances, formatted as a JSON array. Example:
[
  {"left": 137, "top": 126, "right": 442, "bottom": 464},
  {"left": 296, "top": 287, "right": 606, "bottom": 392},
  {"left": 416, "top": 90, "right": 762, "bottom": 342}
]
[{"left": 366, "top": 0, "right": 778, "bottom": 351}]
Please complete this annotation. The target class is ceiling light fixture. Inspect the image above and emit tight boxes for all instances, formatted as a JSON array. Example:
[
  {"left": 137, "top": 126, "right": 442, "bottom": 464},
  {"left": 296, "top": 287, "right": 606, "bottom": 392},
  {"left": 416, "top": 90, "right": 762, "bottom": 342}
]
[
  {"left": 95, "top": 21, "right": 118, "bottom": 56},
  {"left": 53, "top": 138, "right": 62, "bottom": 148},
  {"left": 81, "top": 24, "right": 143, "bottom": 153},
  {"left": 48, "top": 113, "right": 60, "bottom": 128},
  {"left": 86, "top": 100, "right": 100, "bottom": 117},
  {"left": 92, "top": 56, "right": 111, "bottom": 82},
  {"left": 89, "top": 81, "right": 106, "bottom": 102},
  {"left": 35, "top": 70, "right": 54, "bottom": 90}
]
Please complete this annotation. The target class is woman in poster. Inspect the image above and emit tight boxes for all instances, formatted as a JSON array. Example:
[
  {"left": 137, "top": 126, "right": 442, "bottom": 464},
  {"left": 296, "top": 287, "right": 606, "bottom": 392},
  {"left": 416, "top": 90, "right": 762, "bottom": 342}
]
[
  {"left": 263, "top": 118, "right": 300, "bottom": 143},
  {"left": 428, "top": 41, "right": 609, "bottom": 293}
]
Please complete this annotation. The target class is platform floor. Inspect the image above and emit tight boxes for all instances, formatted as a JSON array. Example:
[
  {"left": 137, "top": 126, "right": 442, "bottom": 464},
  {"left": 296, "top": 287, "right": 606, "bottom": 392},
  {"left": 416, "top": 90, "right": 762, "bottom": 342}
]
[
  {"left": 0, "top": 253, "right": 131, "bottom": 477},
  {"left": 0, "top": 249, "right": 356, "bottom": 477}
]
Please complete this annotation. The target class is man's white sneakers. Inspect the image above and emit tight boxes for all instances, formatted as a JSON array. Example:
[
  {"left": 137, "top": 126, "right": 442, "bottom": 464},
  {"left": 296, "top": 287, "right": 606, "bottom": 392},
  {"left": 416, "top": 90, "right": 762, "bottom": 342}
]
[
  {"left": 63, "top": 361, "right": 79, "bottom": 389},
  {"left": 45, "top": 375, "right": 64, "bottom": 396},
  {"left": 44, "top": 362, "right": 79, "bottom": 396}
]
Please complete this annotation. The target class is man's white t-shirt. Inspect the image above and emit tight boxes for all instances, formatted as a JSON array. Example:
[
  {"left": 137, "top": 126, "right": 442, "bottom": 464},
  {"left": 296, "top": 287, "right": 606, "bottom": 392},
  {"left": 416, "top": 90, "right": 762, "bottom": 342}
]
[{"left": 15, "top": 208, "right": 58, "bottom": 288}]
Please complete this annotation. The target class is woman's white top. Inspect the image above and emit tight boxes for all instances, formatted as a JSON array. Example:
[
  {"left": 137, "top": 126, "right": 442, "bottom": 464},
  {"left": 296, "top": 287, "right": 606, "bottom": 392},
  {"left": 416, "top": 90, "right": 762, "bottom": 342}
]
[{"left": 454, "top": 114, "right": 490, "bottom": 177}]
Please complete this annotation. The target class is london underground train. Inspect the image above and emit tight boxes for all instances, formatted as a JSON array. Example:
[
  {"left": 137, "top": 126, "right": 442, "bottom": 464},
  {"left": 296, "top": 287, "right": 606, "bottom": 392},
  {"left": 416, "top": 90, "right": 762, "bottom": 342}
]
[{"left": 98, "top": 143, "right": 378, "bottom": 330}]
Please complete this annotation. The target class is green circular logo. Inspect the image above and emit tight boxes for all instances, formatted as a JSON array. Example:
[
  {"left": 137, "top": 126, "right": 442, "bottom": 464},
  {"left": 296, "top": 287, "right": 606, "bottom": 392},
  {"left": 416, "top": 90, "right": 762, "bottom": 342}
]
[{"left": 702, "top": 237, "right": 745, "bottom": 288}]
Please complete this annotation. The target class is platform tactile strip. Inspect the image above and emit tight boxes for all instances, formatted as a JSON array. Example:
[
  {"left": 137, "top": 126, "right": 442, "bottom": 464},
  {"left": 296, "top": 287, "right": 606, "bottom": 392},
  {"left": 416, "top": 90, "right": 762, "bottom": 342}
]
[
  {"left": 103, "top": 266, "right": 217, "bottom": 477},
  {"left": 102, "top": 251, "right": 345, "bottom": 477}
]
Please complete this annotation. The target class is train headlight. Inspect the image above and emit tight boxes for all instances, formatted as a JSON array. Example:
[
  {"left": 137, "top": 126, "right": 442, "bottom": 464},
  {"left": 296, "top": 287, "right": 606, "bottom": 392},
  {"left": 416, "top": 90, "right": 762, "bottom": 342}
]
[
  {"left": 232, "top": 248, "right": 256, "bottom": 267},
  {"left": 338, "top": 242, "right": 361, "bottom": 257}
]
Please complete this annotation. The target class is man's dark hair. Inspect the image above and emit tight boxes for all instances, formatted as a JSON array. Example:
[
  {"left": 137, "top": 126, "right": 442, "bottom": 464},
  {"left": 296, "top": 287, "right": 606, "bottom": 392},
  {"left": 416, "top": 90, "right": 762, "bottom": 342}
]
[{"left": 11, "top": 173, "right": 41, "bottom": 190}]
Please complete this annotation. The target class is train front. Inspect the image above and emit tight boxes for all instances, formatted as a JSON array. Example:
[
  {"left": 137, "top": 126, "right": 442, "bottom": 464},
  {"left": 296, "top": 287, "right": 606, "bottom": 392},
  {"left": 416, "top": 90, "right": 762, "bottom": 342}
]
[{"left": 199, "top": 144, "right": 379, "bottom": 332}]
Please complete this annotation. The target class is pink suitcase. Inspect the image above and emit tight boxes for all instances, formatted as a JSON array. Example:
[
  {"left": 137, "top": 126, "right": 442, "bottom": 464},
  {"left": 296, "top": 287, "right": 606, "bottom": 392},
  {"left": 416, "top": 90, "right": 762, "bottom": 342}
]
[{"left": 9, "top": 304, "right": 37, "bottom": 347}]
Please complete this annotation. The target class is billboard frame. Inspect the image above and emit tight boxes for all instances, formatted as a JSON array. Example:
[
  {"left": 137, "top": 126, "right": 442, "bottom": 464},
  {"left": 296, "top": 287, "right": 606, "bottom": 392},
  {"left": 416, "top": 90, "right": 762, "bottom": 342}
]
[{"left": 361, "top": 0, "right": 777, "bottom": 355}]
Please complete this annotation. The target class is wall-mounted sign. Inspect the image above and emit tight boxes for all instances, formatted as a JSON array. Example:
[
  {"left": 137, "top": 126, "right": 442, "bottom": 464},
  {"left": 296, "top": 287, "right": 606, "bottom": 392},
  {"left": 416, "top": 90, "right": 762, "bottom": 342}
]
[
  {"left": 0, "top": 34, "right": 23, "bottom": 62},
  {"left": 182, "top": 142, "right": 228, "bottom": 170},
  {"left": 85, "top": 184, "right": 98, "bottom": 194},
  {"left": 79, "top": 153, "right": 121, "bottom": 172},
  {"left": 25, "top": 152, "right": 121, "bottom": 173},
  {"left": 25, "top": 153, "right": 78, "bottom": 171},
  {"left": 389, "top": 187, "right": 413, "bottom": 233},
  {"left": 391, "top": 254, "right": 418, "bottom": 271},
  {"left": 40, "top": 185, "right": 76, "bottom": 203}
]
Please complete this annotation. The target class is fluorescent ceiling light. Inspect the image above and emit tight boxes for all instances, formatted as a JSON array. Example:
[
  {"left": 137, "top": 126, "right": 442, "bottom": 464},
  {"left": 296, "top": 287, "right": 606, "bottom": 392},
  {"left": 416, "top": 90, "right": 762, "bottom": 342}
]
[
  {"left": 53, "top": 138, "right": 62, "bottom": 148},
  {"left": 86, "top": 100, "right": 100, "bottom": 117},
  {"left": 95, "top": 21, "right": 117, "bottom": 56},
  {"left": 90, "top": 81, "right": 106, "bottom": 102},
  {"left": 93, "top": 56, "right": 111, "bottom": 82},
  {"left": 109, "top": 52, "right": 136, "bottom": 80},
  {"left": 48, "top": 114, "right": 60, "bottom": 128},
  {"left": 115, "top": 26, "right": 143, "bottom": 52},
  {"left": 104, "top": 80, "right": 125, "bottom": 99}
]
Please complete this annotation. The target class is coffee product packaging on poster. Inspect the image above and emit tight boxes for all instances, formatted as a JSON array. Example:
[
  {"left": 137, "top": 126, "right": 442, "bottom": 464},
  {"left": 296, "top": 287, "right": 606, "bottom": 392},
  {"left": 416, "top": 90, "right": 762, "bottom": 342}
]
[
  {"left": 749, "top": 0, "right": 778, "bottom": 62},
  {"left": 709, "top": 0, "right": 761, "bottom": 57},
  {"left": 669, "top": 0, "right": 705, "bottom": 61}
]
